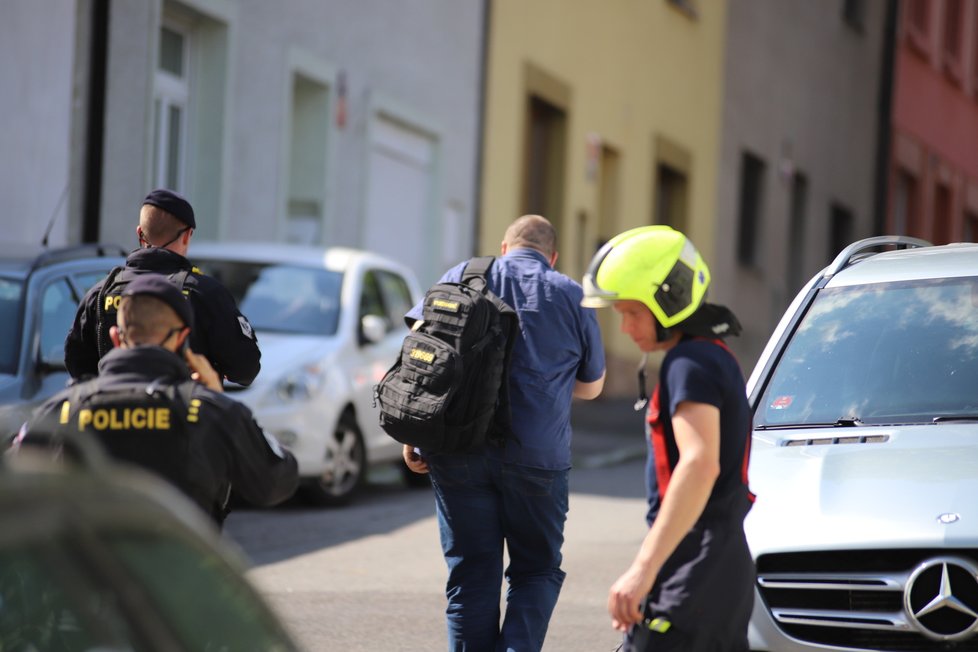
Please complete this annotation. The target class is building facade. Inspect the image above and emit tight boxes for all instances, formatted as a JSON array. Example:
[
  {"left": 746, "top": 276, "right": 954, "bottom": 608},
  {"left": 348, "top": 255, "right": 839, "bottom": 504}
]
[
  {"left": 479, "top": 0, "right": 728, "bottom": 395},
  {"left": 710, "top": 0, "right": 890, "bottom": 370},
  {"left": 887, "top": 0, "right": 978, "bottom": 244},
  {"left": 2, "top": 0, "right": 485, "bottom": 288}
]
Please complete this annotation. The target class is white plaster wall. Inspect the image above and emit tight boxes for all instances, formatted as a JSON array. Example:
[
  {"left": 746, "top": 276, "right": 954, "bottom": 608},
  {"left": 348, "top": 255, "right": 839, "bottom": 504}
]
[{"left": 0, "top": 0, "right": 77, "bottom": 246}]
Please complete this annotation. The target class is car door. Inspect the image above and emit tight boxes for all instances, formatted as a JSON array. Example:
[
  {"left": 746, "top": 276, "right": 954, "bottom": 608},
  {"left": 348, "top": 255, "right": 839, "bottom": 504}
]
[
  {"left": 354, "top": 267, "right": 414, "bottom": 457},
  {"left": 27, "top": 266, "right": 117, "bottom": 415}
]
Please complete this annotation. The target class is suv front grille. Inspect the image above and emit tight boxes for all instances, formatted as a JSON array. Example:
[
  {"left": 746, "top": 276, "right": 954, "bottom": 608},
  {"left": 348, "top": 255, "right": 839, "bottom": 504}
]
[{"left": 757, "top": 550, "right": 978, "bottom": 650}]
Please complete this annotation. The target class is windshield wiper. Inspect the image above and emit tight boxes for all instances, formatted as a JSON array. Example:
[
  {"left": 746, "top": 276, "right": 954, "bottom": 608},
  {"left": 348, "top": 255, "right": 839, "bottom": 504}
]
[{"left": 756, "top": 417, "right": 864, "bottom": 431}]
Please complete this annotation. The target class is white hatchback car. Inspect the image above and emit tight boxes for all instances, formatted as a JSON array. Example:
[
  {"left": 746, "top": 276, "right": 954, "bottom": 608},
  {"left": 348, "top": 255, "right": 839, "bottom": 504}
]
[
  {"left": 190, "top": 242, "right": 422, "bottom": 506},
  {"left": 745, "top": 236, "right": 978, "bottom": 650}
]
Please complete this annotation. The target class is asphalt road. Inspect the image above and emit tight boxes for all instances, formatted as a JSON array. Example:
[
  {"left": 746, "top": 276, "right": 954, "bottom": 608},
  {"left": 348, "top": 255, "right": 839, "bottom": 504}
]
[{"left": 223, "top": 398, "right": 651, "bottom": 652}]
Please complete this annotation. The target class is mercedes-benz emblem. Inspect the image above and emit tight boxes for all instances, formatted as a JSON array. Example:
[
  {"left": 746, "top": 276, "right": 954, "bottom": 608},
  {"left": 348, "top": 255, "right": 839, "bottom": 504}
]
[{"left": 905, "top": 557, "right": 978, "bottom": 641}]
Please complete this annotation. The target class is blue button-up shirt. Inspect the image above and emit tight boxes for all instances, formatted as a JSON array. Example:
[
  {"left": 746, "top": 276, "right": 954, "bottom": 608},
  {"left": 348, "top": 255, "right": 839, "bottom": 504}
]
[{"left": 407, "top": 248, "right": 605, "bottom": 470}]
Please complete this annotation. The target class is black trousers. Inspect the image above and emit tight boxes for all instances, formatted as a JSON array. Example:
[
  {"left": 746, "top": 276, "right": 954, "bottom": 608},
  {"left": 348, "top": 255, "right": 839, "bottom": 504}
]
[{"left": 622, "top": 516, "right": 754, "bottom": 652}]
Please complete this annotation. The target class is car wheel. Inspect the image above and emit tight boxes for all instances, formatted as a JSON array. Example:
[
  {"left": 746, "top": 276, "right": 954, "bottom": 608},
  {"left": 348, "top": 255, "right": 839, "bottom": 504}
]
[{"left": 303, "top": 411, "right": 365, "bottom": 507}]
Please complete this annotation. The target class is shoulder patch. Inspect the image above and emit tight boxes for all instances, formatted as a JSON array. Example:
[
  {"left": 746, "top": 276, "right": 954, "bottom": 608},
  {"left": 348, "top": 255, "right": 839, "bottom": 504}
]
[{"left": 238, "top": 315, "right": 255, "bottom": 340}]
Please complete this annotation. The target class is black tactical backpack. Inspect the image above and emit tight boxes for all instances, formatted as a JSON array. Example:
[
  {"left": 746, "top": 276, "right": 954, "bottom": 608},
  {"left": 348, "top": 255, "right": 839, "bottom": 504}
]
[
  {"left": 58, "top": 378, "right": 196, "bottom": 492},
  {"left": 374, "top": 256, "right": 519, "bottom": 454},
  {"left": 96, "top": 267, "right": 193, "bottom": 357}
]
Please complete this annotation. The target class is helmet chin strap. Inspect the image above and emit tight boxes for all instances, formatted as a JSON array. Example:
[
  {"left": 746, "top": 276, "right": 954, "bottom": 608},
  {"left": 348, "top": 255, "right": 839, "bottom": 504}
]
[
  {"left": 634, "top": 352, "right": 649, "bottom": 411},
  {"left": 655, "top": 320, "right": 672, "bottom": 343}
]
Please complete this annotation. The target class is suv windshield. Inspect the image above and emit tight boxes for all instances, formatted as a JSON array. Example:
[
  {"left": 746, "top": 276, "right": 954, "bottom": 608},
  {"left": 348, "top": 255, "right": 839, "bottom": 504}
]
[
  {"left": 757, "top": 276, "right": 978, "bottom": 427},
  {"left": 194, "top": 260, "right": 343, "bottom": 335},
  {"left": 0, "top": 277, "right": 24, "bottom": 375}
]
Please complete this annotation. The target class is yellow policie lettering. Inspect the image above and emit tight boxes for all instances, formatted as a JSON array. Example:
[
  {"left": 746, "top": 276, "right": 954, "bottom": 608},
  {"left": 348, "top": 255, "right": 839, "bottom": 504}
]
[
  {"left": 77, "top": 407, "right": 171, "bottom": 431},
  {"left": 103, "top": 294, "right": 123, "bottom": 311},
  {"left": 431, "top": 299, "right": 460, "bottom": 312},
  {"left": 409, "top": 348, "right": 435, "bottom": 364},
  {"left": 59, "top": 400, "right": 71, "bottom": 424}
]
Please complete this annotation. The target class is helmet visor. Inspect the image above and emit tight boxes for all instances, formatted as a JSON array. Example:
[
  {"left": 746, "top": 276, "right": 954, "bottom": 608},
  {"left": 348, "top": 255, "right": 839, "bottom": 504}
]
[{"left": 581, "top": 240, "right": 617, "bottom": 308}]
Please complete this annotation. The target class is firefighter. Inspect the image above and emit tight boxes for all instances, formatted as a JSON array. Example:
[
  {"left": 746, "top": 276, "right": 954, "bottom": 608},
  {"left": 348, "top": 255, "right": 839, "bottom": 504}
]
[{"left": 582, "top": 225, "right": 754, "bottom": 651}]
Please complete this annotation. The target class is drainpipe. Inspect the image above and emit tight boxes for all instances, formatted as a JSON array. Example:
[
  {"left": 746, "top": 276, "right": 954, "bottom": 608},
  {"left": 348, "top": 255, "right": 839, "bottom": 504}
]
[
  {"left": 82, "top": 0, "right": 110, "bottom": 243},
  {"left": 872, "top": 0, "right": 899, "bottom": 236},
  {"left": 471, "top": 0, "right": 491, "bottom": 255}
]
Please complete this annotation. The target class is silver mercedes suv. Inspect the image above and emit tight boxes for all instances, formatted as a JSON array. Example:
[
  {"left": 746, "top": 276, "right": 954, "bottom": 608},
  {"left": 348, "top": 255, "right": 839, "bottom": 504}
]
[{"left": 745, "top": 236, "right": 978, "bottom": 650}]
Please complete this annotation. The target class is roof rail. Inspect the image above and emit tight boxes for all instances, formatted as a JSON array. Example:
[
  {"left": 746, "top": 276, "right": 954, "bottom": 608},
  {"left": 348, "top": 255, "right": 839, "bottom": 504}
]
[
  {"left": 824, "top": 236, "right": 931, "bottom": 279},
  {"left": 29, "top": 243, "right": 127, "bottom": 273}
]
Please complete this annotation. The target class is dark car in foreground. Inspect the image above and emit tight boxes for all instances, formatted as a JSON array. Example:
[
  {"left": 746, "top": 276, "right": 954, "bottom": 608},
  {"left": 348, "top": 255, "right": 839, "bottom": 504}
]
[
  {"left": 0, "top": 243, "right": 125, "bottom": 438},
  {"left": 1, "top": 434, "right": 301, "bottom": 651},
  {"left": 745, "top": 236, "right": 978, "bottom": 650}
]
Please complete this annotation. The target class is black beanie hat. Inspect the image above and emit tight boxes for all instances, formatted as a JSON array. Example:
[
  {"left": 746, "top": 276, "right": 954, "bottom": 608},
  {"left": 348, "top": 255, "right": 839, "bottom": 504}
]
[{"left": 142, "top": 189, "right": 196, "bottom": 229}]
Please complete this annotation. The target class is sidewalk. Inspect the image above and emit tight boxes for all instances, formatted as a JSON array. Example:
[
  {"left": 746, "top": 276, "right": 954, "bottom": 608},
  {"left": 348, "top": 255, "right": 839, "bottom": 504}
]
[{"left": 570, "top": 396, "right": 647, "bottom": 469}]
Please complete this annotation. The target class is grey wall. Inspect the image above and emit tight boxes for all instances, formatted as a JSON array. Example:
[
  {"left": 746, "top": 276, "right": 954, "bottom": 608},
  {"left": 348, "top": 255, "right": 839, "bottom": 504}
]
[
  {"left": 0, "top": 0, "right": 78, "bottom": 246},
  {"left": 96, "top": 0, "right": 483, "bottom": 283},
  {"left": 712, "top": 0, "right": 887, "bottom": 370}
]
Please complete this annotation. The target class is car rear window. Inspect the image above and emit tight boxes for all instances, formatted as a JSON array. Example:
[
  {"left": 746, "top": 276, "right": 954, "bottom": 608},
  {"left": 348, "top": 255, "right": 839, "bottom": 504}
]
[
  {"left": 106, "top": 530, "right": 298, "bottom": 651},
  {"left": 0, "top": 277, "right": 24, "bottom": 375},
  {"left": 756, "top": 276, "right": 978, "bottom": 427},
  {"left": 195, "top": 260, "right": 343, "bottom": 336}
]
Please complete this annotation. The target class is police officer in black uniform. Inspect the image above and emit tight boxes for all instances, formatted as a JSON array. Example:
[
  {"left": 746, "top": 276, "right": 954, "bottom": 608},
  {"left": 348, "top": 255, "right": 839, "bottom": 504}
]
[
  {"left": 64, "top": 188, "right": 261, "bottom": 386},
  {"left": 18, "top": 274, "right": 297, "bottom": 526}
]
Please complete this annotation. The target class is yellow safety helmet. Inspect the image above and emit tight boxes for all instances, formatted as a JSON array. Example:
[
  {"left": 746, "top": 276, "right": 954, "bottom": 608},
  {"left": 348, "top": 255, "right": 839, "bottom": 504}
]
[{"left": 581, "top": 225, "right": 710, "bottom": 328}]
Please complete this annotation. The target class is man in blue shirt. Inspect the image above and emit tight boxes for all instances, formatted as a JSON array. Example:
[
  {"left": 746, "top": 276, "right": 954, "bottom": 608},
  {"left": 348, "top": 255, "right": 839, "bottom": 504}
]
[{"left": 403, "top": 214, "right": 606, "bottom": 651}]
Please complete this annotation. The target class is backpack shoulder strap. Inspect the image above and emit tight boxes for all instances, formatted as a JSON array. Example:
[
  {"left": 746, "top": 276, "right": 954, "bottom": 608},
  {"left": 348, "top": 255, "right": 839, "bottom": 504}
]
[
  {"left": 168, "top": 268, "right": 193, "bottom": 293},
  {"left": 460, "top": 256, "right": 495, "bottom": 289}
]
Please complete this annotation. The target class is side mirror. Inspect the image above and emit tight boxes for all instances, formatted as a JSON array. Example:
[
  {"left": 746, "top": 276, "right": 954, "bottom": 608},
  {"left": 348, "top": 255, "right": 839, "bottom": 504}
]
[{"left": 360, "top": 315, "right": 388, "bottom": 345}]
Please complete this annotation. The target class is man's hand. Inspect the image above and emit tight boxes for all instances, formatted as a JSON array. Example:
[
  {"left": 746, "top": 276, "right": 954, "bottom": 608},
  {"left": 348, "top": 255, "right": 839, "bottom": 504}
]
[
  {"left": 185, "top": 348, "right": 223, "bottom": 392},
  {"left": 402, "top": 444, "right": 428, "bottom": 474}
]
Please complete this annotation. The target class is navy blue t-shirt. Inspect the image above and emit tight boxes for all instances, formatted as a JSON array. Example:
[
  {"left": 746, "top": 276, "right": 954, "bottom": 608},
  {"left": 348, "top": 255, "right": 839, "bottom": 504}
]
[
  {"left": 644, "top": 336, "right": 753, "bottom": 525},
  {"left": 406, "top": 248, "right": 605, "bottom": 470}
]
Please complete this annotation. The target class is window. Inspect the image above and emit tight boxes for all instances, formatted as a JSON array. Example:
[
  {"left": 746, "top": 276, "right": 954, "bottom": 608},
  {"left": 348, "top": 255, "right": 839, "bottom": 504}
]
[
  {"left": 152, "top": 24, "right": 190, "bottom": 191},
  {"left": 965, "top": 211, "right": 978, "bottom": 241},
  {"left": 942, "top": 0, "right": 964, "bottom": 82},
  {"left": 787, "top": 172, "right": 809, "bottom": 295},
  {"left": 523, "top": 95, "right": 567, "bottom": 231},
  {"left": 756, "top": 277, "right": 978, "bottom": 427},
  {"left": 736, "top": 152, "right": 766, "bottom": 267},
  {"left": 0, "top": 542, "right": 144, "bottom": 649},
  {"left": 933, "top": 182, "right": 952, "bottom": 244},
  {"left": 906, "top": 0, "right": 932, "bottom": 55},
  {"left": 375, "top": 270, "right": 414, "bottom": 327},
  {"left": 286, "top": 72, "right": 330, "bottom": 244},
  {"left": 107, "top": 531, "right": 295, "bottom": 650},
  {"left": 654, "top": 163, "right": 688, "bottom": 234},
  {"left": 196, "top": 259, "right": 343, "bottom": 336},
  {"left": 38, "top": 279, "right": 76, "bottom": 367},
  {"left": 0, "top": 277, "right": 24, "bottom": 375},
  {"left": 828, "top": 203, "right": 854, "bottom": 259},
  {"left": 842, "top": 0, "right": 866, "bottom": 32},
  {"left": 359, "top": 271, "right": 390, "bottom": 332},
  {"left": 892, "top": 168, "right": 920, "bottom": 236}
]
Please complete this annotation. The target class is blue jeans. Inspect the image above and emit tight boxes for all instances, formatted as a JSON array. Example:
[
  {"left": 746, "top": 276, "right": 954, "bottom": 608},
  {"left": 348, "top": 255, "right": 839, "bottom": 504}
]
[{"left": 428, "top": 453, "right": 569, "bottom": 652}]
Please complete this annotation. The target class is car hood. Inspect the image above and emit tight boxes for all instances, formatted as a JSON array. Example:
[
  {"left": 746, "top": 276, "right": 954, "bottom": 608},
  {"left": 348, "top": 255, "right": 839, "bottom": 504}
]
[
  {"left": 242, "top": 332, "right": 343, "bottom": 386},
  {"left": 746, "top": 424, "right": 978, "bottom": 556}
]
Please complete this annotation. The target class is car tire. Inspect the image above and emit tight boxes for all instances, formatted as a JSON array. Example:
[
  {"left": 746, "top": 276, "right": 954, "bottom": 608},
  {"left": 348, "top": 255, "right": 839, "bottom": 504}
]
[{"left": 303, "top": 410, "right": 365, "bottom": 507}]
